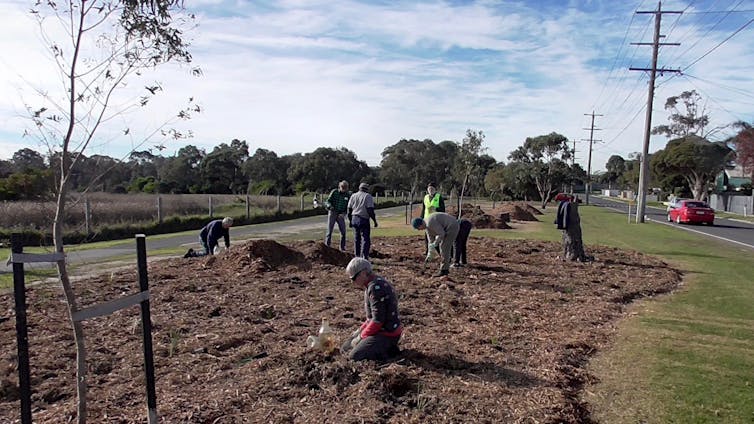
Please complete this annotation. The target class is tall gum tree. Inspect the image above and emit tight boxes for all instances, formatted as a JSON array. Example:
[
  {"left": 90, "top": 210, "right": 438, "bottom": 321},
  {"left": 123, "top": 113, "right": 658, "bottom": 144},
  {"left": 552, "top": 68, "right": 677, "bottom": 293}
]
[
  {"left": 24, "top": 1, "right": 198, "bottom": 422},
  {"left": 508, "top": 132, "right": 571, "bottom": 208},
  {"left": 651, "top": 135, "right": 732, "bottom": 200}
]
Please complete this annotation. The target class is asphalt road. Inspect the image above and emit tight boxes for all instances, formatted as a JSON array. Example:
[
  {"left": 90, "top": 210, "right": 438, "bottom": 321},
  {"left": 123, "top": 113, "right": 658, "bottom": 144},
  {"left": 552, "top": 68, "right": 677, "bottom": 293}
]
[
  {"left": 587, "top": 196, "right": 754, "bottom": 250},
  {"left": 3, "top": 205, "right": 410, "bottom": 274}
]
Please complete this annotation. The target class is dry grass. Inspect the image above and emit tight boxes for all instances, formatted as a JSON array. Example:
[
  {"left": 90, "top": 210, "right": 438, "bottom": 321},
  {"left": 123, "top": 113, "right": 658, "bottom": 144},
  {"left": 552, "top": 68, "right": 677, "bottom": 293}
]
[{"left": 0, "top": 193, "right": 301, "bottom": 232}]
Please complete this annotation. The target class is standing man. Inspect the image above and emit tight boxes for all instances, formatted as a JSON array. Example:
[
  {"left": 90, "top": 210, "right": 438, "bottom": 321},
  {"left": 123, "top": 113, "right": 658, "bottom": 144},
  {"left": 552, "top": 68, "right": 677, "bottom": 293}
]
[
  {"left": 411, "top": 212, "right": 459, "bottom": 277},
  {"left": 184, "top": 217, "right": 233, "bottom": 258},
  {"left": 347, "top": 182, "right": 378, "bottom": 259},
  {"left": 325, "top": 180, "right": 350, "bottom": 251},
  {"left": 420, "top": 183, "right": 445, "bottom": 255},
  {"left": 341, "top": 257, "right": 402, "bottom": 361}
]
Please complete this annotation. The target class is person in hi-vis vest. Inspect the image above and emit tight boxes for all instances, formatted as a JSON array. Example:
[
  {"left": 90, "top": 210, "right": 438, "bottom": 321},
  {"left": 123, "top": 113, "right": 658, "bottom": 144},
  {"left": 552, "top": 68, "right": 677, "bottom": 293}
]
[{"left": 420, "top": 183, "right": 445, "bottom": 255}]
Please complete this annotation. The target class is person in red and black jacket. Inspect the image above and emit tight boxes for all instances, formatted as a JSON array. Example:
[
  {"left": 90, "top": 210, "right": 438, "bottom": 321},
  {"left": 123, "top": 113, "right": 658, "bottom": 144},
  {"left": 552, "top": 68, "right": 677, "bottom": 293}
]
[{"left": 341, "top": 257, "right": 402, "bottom": 361}]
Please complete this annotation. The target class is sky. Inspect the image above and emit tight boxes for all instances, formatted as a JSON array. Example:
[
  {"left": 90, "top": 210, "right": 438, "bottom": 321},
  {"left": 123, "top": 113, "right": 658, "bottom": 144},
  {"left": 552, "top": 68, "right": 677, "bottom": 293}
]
[{"left": 0, "top": 0, "right": 752, "bottom": 172}]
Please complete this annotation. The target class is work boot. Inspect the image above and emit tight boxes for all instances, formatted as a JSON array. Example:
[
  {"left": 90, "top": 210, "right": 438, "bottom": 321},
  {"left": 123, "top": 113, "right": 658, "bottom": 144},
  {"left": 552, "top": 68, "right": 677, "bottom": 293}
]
[
  {"left": 183, "top": 248, "right": 194, "bottom": 258},
  {"left": 436, "top": 269, "right": 449, "bottom": 277}
]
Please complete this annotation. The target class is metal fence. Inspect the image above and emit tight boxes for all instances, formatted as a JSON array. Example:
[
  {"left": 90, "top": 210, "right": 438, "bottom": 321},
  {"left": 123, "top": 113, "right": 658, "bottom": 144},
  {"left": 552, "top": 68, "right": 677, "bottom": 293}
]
[{"left": 709, "top": 194, "right": 754, "bottom": 215}]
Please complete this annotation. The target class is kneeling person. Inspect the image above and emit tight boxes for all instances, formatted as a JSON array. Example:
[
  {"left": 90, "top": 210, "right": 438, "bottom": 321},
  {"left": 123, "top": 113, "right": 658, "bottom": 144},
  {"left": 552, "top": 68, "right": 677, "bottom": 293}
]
[{"left": 342, "top": 258, "right": 402, "bottom": 361}]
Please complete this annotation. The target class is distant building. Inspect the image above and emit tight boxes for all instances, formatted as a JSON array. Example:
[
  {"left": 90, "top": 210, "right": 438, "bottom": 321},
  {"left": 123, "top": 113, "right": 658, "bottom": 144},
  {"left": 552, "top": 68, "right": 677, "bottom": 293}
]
[{"left": 716, "top": 163, "right": 751, "bottom": 192}]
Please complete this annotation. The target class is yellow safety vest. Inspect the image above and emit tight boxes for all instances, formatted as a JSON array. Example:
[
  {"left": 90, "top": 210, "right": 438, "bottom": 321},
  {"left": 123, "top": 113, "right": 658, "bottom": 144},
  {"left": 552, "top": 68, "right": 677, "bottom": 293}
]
[{"left": 423, "top": 194, "right": 441, "bottom": 220}]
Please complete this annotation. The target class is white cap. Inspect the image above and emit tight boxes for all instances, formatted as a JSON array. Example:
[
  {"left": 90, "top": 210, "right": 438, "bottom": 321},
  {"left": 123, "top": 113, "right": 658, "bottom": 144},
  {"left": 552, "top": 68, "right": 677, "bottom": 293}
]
[{"left": 346, "top": 257, "right": 371, "bottom": 279}]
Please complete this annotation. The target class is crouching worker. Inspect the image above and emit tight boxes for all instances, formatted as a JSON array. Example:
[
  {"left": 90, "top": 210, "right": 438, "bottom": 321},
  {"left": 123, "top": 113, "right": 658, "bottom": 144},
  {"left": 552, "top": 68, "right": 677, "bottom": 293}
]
[
  {"left": 341, "top": 257, "right": 402, "bottom": 361},
  {"left": 184, "top": 217, "right": 233, "bottom": 258},
  {"left": 411, "top": 212, "right": 460, "bottom": 277}
]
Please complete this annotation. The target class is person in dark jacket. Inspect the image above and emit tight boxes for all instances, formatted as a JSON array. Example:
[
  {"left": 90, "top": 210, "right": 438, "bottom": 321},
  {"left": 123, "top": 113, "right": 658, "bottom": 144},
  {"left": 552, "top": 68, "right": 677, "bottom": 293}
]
[
  {"left": 341, "top": 257, "right": 402, "bottom": 361},
  {"left": 184, "top": 217, "right": 233, "bottom": 258}
]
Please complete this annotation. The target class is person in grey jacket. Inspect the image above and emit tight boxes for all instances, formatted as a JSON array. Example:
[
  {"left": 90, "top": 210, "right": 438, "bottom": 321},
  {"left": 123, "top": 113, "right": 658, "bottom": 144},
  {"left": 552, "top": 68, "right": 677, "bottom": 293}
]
[
  {"left": 411, "top": 212, "right": 459, "bottom": 276},
  {"left": 347, "top": 182, "right": 378, "bottom": 259}
]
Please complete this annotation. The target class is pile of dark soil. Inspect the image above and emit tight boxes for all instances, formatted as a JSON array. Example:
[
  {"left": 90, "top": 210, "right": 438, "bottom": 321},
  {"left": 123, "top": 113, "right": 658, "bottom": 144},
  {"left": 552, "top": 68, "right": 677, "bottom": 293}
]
[
  {"left": 448, "top": 203, "right": 511, "bottom": 229},
  {"left": 0, "top": 236, "right": 682, "bottom": 423},
  {"left": 498, "top": 204, "right": 539, "bottom": 221}
]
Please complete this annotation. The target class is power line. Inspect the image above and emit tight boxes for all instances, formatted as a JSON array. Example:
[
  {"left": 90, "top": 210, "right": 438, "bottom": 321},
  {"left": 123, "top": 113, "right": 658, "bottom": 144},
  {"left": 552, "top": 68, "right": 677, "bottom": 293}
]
[
  {"left": 669, "top": 0, "right": 746, "bottom": 65},
  {"left": 683, "top": 16, "right": 754, "bottom": 70}
]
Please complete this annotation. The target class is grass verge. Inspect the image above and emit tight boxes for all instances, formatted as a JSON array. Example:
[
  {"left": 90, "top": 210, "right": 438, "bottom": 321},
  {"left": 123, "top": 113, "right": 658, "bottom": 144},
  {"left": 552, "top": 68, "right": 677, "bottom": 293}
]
[{"left": 570, "top": 205, "right": 754, "bottom": 423}]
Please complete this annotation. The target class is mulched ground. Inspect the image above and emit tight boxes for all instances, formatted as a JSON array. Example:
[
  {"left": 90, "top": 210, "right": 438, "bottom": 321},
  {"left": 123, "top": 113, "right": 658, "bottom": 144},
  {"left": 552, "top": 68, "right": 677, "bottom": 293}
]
[{"left": 0, "top": 233, "right": 682, "bottom": 423}]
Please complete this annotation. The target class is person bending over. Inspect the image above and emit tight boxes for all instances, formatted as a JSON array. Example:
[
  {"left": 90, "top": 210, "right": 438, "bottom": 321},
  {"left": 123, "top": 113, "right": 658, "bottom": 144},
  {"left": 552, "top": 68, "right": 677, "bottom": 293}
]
[{"left": 411, "top": 212, "right": 459, "bottom": 277}]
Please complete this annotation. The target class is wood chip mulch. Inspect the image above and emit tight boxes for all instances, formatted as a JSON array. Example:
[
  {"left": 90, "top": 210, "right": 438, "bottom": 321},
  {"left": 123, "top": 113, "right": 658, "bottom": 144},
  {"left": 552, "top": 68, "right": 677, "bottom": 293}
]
[{"left": 0, "top": 236, "right": 682, "bottom": 423}]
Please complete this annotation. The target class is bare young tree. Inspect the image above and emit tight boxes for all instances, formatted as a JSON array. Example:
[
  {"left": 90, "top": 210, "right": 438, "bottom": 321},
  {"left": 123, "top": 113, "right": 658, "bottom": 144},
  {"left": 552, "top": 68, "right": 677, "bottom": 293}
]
[
  {"left": 456, "top": 129, "right": 486, "bottom": 217},
  {"left": 24, "top": 1, "right": 198, "bottom": 422}
]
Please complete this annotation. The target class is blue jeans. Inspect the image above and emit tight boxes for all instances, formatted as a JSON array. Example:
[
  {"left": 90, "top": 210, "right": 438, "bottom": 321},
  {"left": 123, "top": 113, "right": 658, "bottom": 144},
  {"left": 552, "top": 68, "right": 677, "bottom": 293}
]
[
  {"left": 351, "top": 215, "right": 371, "bottom": 259},
  {"left": 192, "top": 235, "right": 212, "bottom": 257},
  {"left": 325, "top": 211, "right": 347, "bottom": 250}
]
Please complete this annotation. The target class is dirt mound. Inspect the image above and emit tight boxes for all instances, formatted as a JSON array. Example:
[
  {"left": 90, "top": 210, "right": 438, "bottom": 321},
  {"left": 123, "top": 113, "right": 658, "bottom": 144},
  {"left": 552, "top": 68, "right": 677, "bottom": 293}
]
[
  {"left": 519, "top": 202, "right": 543, "bottom": 215},
  {"left": 448, "top": 203, "right": 511, "bottom": 229},
  {"left": 220, "top": 239, "right": 308, "bottom": 271},
  {"left": 499, "top": 204, "right": 538, "bottom": 221},
  {"left": 291, "top": 240, "right": 352, "bottom": 267}
]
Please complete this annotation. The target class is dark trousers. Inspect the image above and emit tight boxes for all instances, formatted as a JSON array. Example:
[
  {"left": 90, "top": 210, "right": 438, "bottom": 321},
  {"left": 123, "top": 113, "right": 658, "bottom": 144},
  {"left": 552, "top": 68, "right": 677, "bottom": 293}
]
[
  {"left": 341, "top": 333, "right": 400, "bottom": 361},
  {"left": 352, "top": 215, "right": 371, "bottom": 259},
  {"left": 193, "top": 235, "right": 212, "bottom": 257},
  {"left": 453, "top": 220, "right": 472, "bottom": 264}
]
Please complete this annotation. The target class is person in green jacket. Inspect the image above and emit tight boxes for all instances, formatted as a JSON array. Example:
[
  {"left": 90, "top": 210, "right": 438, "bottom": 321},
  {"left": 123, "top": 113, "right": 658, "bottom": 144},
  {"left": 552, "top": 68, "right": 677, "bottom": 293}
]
[
  {"left": 325, "top": 180, "right": 350, "bottom": 251},
  {"left": 420, "top": 183, "right": 445, "bottom": 256}
]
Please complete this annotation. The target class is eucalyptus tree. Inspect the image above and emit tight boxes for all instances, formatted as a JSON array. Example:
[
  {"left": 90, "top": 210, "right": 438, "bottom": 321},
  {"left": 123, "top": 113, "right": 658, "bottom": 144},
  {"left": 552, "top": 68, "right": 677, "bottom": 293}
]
[
  {"left": 287, "top": 147, "right": 370, "bottom": 193},
  {"left": 603, "top": 155, "right": 626, "bottom": 189},
  {"left": 380, "top": 139, "right": 442, "bottom": 196},
  {"left": 508, "top": 132, "right": 571, "bottom": 208},
  {"left": 23, "top": 1, "right": 198, "bottom": 421},
  {"left": 200, "top": 139, "right": 249, "bottom": 193},
  {"left": 161, "top": 145, "right": 205, "bottom": 193},
  {"left": 651, "top": 135, "right": 732, "bottom": 200},
  {"left": 244, "top": 148, "right": 287, "bottom": 194}
]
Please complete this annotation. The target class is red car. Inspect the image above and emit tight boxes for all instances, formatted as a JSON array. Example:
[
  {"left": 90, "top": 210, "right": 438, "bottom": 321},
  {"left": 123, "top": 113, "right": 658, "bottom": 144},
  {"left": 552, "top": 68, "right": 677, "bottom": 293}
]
[{"left": 667, "top": 200, "right": 715, "bottom": 225}]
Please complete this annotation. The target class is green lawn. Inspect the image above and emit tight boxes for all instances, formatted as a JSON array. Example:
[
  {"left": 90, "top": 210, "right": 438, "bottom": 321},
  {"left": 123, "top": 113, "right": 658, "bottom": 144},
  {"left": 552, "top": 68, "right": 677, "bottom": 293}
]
[{"left": 562, "top": 205, "right": 754, "bottom": 423}]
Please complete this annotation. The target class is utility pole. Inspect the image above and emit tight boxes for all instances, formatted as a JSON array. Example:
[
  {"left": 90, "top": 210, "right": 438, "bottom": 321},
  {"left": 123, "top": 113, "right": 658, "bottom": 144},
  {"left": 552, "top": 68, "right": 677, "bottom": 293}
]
[
  {"left": 582, "top": 111, "right": 602, "bottom": 205},
  {"left": 572, "top": 139, "right": 577, "bottom": 165},
  {"left": 570, "top": 138, "right": 578, "bottom": 195},
  {"left": 629, "top": 1, "right": 681, "bottom": 223}
]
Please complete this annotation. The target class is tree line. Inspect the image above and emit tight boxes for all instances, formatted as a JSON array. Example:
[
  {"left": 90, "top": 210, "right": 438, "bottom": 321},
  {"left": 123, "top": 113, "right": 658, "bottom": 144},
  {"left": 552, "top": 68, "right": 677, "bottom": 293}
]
[
  {"left": 1, "top": 129, "right": 588, "bottom": 206},
  {"left": 5, "top": 91, "right": 750, "bottom": 204}
]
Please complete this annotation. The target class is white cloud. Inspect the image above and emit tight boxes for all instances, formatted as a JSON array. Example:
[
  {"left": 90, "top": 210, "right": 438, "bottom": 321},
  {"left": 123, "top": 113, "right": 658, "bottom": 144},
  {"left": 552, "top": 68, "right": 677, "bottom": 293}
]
[{"left": 1, "top": 0, "right": 752, "bottom": 173}]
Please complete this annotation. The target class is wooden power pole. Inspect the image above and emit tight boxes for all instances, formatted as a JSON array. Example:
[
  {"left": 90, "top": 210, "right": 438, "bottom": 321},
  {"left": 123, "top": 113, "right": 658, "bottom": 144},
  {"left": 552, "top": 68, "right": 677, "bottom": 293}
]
[
  {"left": 629, "top": 1, "right": 681, "bottom": 223},
  {"left": 583, "top": 111, "right": 602, "bottom": 205}
]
